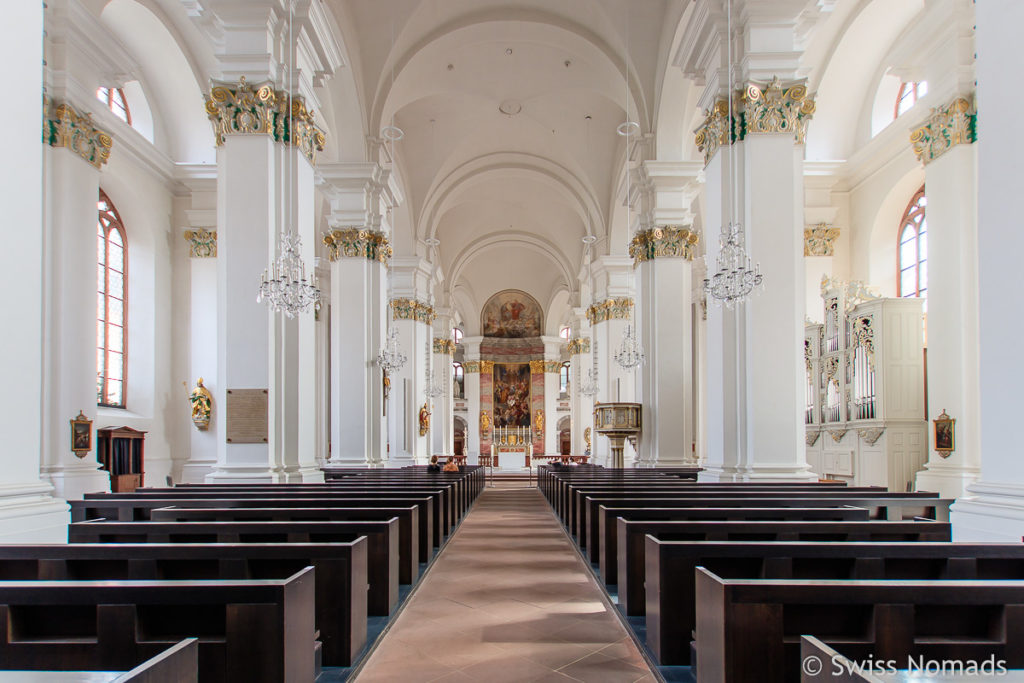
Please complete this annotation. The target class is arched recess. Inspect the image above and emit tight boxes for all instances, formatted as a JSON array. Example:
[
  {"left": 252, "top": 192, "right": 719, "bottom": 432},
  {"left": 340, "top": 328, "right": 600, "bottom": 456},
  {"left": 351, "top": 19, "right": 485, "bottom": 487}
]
[
  {"left": 863, "top": 167, "right": 926, "bottom": 296},
  {"left": 448, "top": 234, "right": 576, "bottom": 301},
  {"left": 546, "top": 289, "right": 572, "bottom": 338}
]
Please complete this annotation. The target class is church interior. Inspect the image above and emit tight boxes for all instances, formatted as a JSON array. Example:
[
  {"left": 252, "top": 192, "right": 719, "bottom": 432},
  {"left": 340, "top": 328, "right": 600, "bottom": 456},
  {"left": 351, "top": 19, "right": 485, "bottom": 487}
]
[{"left": 2, "top": 0, "right": 1023, "bottom": 680}]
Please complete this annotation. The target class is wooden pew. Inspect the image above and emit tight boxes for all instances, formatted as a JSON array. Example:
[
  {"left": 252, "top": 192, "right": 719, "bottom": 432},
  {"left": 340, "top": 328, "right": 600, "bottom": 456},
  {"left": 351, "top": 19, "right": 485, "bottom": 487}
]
[
  {"left": 595, "top": 506, "right": 871, "bottom": 585},
  {"left": 71, "top": 496, "right": 435, "bottom": 563},
  {"left": 0, "top": 541, "right": 367, "bottom": 667},
  {"left": 0, "top": 638, "right": 198, "bottom": 683},
  {"left": 695, "top": 568, "right": 1024, "bottom": 683},
  {"left": 616, "top": 519, "right": 952, "bottom": 617},
  {"left": 647, "top": 540, "right": 1024, "bottom": 666},
  {"left": 150, "top": 506, "right": 418, "bottom": 584},
  {"left": 0, "top": 568, "right": 315, "bottom": 683},
  {"left": 69, "top": 518, "right": 399, "bottom": 616}
]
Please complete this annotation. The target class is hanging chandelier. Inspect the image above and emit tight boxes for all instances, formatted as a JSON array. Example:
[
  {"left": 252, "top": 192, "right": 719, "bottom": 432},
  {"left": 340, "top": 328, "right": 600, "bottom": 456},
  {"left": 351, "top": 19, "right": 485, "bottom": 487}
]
[
  {"left": 376, "top": 326, "right": 407, "bottom": 374},
  {"left": 579, "top": 366, "right": 599, "bottom": 397},
  {"left": 257, "top": 232, "right": 320, "bottom": 318},
  {"left": 614, "top": 323, "right": 645, "bottom": 369},
  {"left": 703, "top": 222, "right": 763, "bottom": 307},
  {"left": 423, "top": 337, "right": 444, "bottom": 398}
]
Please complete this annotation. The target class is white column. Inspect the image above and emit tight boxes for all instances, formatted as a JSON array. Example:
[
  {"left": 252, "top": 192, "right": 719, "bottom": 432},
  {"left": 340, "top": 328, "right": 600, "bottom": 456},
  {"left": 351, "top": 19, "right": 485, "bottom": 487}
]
[
  {"left": 0, "top": 0, "right": 69, "bottom": 541},
  {"left": 431, "top": 311, "right": 455, "bottom": 456},
  {"left": 950, "top": 0, "right": 1024, "bottom": 540},
  {"left": 463, "top": 338, "right": 483, "bottom": 458},
  {"left": 568, "top": 317, "right": 595, "bottom": 456},
  {"left": 542, "top": 337, "right": 563, "bottom": 455},
  {"left": 388, "top": 259, "right": 434, "bottom": 466},
  {"left": 915, "top": 138, "right": 980, "bottom": 498},
  {"left": 181, "top": 225, "right": 219, "bottom": 483}
]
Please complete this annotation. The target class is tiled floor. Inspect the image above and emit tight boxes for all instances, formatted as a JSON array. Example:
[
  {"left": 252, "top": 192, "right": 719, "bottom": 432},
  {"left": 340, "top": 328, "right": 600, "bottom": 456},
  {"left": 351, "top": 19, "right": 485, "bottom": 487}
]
[{"left": 352, "top": 485, "right": 655, "bottom": 683}]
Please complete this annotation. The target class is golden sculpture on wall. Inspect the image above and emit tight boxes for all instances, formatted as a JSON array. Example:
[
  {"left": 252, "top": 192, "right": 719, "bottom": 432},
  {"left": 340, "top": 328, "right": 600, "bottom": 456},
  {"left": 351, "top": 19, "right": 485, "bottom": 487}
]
[
  {"left": 419, "top": 403, "right": 431, "bottom": 437},
  {"left": 479, "top": 410, "right": 491, "bottom": 436},
  {"left": 584, "top": 426, "right": 592, "bottom": 454},
  {"left": 190, "top": 378, "right": 213, "bottom": 431},
  {"left": 534, "top": 409, "right": 544, "bottom": 436}
]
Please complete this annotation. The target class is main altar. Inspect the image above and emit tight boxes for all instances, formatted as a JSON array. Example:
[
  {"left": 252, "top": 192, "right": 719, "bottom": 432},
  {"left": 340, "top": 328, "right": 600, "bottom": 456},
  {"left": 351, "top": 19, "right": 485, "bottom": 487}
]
[{"left": 488, "top": 427, "right": 533, "bottom": 469}]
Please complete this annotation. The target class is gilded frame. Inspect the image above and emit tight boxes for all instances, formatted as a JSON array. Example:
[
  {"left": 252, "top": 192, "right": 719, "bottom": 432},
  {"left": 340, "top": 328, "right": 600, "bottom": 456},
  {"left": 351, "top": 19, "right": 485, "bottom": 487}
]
[
  {"left": 933, "top": 409, "right": 955, "bottom": 457},
  {"left": 70, "top": 411, "right": 92, "bottom": 458}
]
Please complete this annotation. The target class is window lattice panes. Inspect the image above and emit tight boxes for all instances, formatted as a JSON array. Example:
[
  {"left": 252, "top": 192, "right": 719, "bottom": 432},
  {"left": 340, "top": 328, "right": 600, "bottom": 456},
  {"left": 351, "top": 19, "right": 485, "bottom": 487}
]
[
  {"left": 97, "top": 190, "right": 127, "bottom": 407},
  {"left": 898, "top": 187, "right": 927, "bottom": 302},
  {"left": 895, "top": 81, "right": 927, "bottom": 119},
  {"left": 96, "top": 87, "right": 131, "bottom": 125}
]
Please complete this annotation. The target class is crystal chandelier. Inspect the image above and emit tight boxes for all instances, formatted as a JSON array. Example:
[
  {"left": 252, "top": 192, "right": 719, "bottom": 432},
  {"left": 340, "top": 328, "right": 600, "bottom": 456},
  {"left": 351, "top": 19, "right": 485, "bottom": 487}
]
[
  {"left": 703, "top": 222, "right": 763, "bottom": 308},
  {"left": 614, "top": 323, "right": 645, "bottom": 369},
  {"left": 423, "top": 338, "right": 444, "bottom": 398},
  {"left": 257, "top": 232, "right": 320, "bottom": 318},
  {"left": 579, "top": 365, "right": 599, "bottom": 398},
  {"left": 376, "top": 326, "right": 406, "bottom": 374}
]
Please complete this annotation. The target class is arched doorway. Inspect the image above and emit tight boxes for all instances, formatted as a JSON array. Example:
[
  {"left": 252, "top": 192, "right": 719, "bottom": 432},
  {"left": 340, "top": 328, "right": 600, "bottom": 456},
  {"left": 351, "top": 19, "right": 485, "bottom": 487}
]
[
  {"left": 453, "top": 416, "right": 467, "bottom": 456},
  {"left": 557, "top": 416, "right": 571, "bottom": 456}
]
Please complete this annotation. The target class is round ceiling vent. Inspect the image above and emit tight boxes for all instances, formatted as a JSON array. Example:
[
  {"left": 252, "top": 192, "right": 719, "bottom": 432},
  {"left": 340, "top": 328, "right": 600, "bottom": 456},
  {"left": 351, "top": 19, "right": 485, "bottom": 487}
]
[{"left": 498, "top": 100, "right": 523, "bottom": 116}]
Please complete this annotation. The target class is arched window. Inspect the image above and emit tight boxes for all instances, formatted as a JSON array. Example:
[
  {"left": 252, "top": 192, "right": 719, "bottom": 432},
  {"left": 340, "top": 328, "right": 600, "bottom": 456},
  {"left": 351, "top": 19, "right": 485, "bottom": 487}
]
[
  {"left": 559, "top": 361, "right": 571, "bottom": 395},
  {"left": 98, "top": 190, "right": 127, "bottom": 407},
  {"left": 452, "top": 361, "right": 464, "bottom": 399},
  {"left": 452, "top": 327, "right": 463, "bottom": 344},
  {"left": 559, "top": 325, "right": 571, "bottom": 341},
  {"left": 96, "top": 87, "right": 131, "bottom": 125},
  {"left": 898, "top": 187, "right": 927, "bottom": 300},
  {"left": 895, "top": 81, "right": 927, "bottom": 119}
]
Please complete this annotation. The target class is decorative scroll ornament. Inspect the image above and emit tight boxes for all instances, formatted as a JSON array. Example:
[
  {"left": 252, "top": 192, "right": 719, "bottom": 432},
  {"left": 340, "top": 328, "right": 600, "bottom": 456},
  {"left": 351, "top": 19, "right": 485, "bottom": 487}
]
[
  {"left": 825, "top": 356, "right": 840, "bottom": 381},
  {"left": 480, "top": 360, "right": 494, "bottom": 374},
  {"left": 804, "top": 224, "right": 839, "bottom": 257},
  {"left": 204, "top": 77, "right": 326, "bottom": 164},
  {"left": 586, "top": 298, "right": 634, "bottom": 325},
  {"left": 694, "top": 99, "right": 733, "bottom": 167},
  {"left": 804, "top": 340, "right": 813, "bottom": 372},
  {"left": 529, "top": 360, "right": 546, "bottom": 374},
  {"left": 432, "top": 338, "right": 455, "bottom": 355},
  {"left": 43, "top": 98, "right": 113, "bottom": 169},
  {"left": 857, "top": 427, "right": 885, "bottom": 446},
  {"left": 739, "top": 77, "right": 816, "bottom": 143},
  {"left": 189, "top": 378, "right": 213, "bottom": 431},
  {"left": 805, "top": 429, "right": 821, "bottom": 447},
  {"left": 828, "top": 428, "right": 848, "bottom": 443},
  {"left": 390, "top": 298, "right": 436, "bottom": 325},
  {"left": 629, "top": 226, "right": 700, "bottom": 266},
  {"left": 851, "top": 316, "right": 875, "bottom": 358},
  {"left": 567, "top": 338, "right": 591, "bottom": 355},
  {"left": 463, "top": 361, "right": 481, "bottom": 373},
  {"left": 820, "top": 275, "right": 882, "bottom": 311},
  {"left": 323, "top": 229, "right": 392, "bottom": 263},
  {"left": 184, "top": 228, "right": 217, "bottom": 258},
  {"left": 910, "top": 95, "right": 977, "bottom": 165}
]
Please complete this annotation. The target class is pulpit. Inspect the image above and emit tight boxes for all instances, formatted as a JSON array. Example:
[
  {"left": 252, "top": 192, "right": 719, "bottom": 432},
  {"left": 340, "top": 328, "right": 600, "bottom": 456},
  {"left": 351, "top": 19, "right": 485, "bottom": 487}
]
[{"left": 594, "top": 403, "right": 641, "bottom": 468}]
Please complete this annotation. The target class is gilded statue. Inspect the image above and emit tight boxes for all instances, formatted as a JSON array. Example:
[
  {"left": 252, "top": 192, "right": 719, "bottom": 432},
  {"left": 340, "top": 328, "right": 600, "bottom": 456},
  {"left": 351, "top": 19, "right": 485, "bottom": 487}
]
[
  {"left": 584, "top": 426, "right": 592, "bottom": 454},
  {"left": 534, "top": 409, "right": 544, "bottom": 435},
  {"left": 479, "top": 410, "right": 491, "bottom": 435},
  {"left": 190, "top": 377, "right": 213, "bottom": 431},
  {"left": 419, "top": 403, "right": 431, "bottom": 437}
]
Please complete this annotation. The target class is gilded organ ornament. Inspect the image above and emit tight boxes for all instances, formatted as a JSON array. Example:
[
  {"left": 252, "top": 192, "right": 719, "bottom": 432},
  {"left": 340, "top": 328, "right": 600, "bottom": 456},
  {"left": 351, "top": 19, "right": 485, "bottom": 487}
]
[
  {"left": 184, "top": 228, "right": 217, "bottom": 258},
  {"left": 204, "top": 77, "right": 326, "bottom": 164},
  {"left": 629, "top": 227, "right": 700, "bottom": 266},
  {"left": 323, "top": 229, "right": 391, "bottom": 263},
  {"left": 43, "top": 98, "right": 113, "bottom": 169},
  {"left": 189, "top": 378, "right": 213, "bottom": 431},
  {"left": 804, "top": 224, "right": 839, "bottom": 257},
  {"left": 910, "top": 96, "right": 977, "bottom": 165}
]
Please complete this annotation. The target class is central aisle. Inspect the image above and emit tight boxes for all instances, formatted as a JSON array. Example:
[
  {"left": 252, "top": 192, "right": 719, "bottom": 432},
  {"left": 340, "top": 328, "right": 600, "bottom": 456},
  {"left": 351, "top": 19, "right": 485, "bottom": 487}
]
[{"left": 353, "top": 485, "right": 655, "bottom": 682}]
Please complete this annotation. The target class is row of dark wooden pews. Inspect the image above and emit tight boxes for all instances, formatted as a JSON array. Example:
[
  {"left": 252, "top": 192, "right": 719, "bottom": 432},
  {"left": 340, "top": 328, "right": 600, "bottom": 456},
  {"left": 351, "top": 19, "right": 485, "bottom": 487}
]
[
  {"left": 0, "top": 466, "right": 483, "bottom": 682},
  {"left": 541, "top": 465, "right": 1024, "bottom": 682}
]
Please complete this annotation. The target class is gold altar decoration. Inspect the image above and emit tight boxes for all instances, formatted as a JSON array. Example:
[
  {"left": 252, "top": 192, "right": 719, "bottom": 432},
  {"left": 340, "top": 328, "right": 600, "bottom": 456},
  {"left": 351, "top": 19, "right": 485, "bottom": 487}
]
[
  {"left": 740, "top": 77, "right": 816, "bottom": 143},
  {"left": 567, "top": 338, "right": 591, "bottom": 355},
  {"left": 480, "top": 360, "right": 494, "bottom": 374},
  {"left": 804, "top": 224, "right": 839, "bottom": 257},
  {"left": 910, "top": 95, "right": 976, "bottom": 165},
  {"left": 204, "top": 77, "right": 326, "bottom": 164},
  {"left": 479, "top": 410, "right": 491, "bottom": 435},
  {"left": 629, "top": 226, "right": 699, "bottom": 266},
  {"left": 390, "top": 299, "right": 435, "bottom": 325},
  {"left": 529, "top": 360, "right": 546, "bottom": 374},
  {"left": 587, "top": 298, "right": 633, "bottom": 325},
  {"left": 418, "top": 403, "right": 431, "bottom": 437},
  {"left": 322, "top": 228, "right": 391, "bottom": 263},
  {"left": 189, "top": 378, "right": 213, "bottom": 431},
  {"left": 433, "top": 338, "right": 456, "bottom": 355},
  {"left": 43, "top": 98, "right": 113, "bottom": 169},
  {"left": 694, "top": 98, "right": 732, "bottom": 167},
  {"left": 534, "top": 409, "right": 544, "bottom": 436},
  {"left": 184, "top": 228, "right": 217, "bottom": 258}
]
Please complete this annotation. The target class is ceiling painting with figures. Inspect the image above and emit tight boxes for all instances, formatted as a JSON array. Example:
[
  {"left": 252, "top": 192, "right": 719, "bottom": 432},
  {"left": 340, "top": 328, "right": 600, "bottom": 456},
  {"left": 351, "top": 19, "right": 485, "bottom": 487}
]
[{"left": 481, "top": 290, "right": 543, "bottom": 338}]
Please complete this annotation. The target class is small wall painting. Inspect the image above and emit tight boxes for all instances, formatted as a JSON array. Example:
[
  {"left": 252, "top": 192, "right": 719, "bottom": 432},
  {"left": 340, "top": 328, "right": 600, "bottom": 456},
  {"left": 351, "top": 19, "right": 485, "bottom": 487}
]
[
  {"left": 933, "top": 409, "right": 955, "bottom": 456},
  {"left": 70, "top": 410, "right": 92, "bottom": 458}
]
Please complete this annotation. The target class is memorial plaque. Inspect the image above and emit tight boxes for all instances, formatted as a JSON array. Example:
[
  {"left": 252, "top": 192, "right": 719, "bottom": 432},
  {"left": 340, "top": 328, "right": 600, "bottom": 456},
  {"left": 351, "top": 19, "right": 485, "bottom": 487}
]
[{"left": 225, "top": 389, "right": 269, "bottom": 443}]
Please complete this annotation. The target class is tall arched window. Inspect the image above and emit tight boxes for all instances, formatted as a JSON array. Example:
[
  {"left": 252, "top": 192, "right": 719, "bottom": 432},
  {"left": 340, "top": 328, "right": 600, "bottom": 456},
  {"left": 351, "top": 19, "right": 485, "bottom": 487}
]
[
  {"left": 898, "top": 187, "right": 927, "bottom": 300},
  {"left": 452, "top": 361, "right": 464, "bottom": 399},
  {"left": 96, "top": 87, "right": 131, "bottom": 125},
  {"left": 98, "top": 190, "right": 127, "bottom": 407},
  {"left": 452, "top": 327, "right": 463, "bottom": 345}
]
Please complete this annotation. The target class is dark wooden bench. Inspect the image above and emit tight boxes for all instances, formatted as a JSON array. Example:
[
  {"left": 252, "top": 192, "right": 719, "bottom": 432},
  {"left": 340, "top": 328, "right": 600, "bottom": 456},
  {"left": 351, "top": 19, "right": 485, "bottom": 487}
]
[
  {"left": 72, "top": 496, "right": 435, "bottom": 563},
  {"left": 69, "top": 518, "right": 398, "bottom": 616},
  {"left": 0, "top": 541, "right": 367, "bottom": 667},
  {"left": 0, "top": 638, "right": 198, "bottom": 682},
  {"left": 595, "top": 506, "right": 871, "bottom": 585},
  {"left": 150, "top": 506, "right": 418, "bottom": 584},
  {"left": 0, "top": 568, "right": 315, "bottom": 683},
  {"left": 617, "top": 519, "right": 952, "bottom": 617},
  {"left": 695, "top": 568, "right": 1024, "bottom": 683},
  {"left": 646, "top": 540, "right": 1024, "bottom": 665}
]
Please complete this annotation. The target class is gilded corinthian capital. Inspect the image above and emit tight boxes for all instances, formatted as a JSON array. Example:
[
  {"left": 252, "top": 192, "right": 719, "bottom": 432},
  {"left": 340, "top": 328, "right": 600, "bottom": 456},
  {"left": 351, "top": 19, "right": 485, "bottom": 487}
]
[
  {"left": 804, "top": 224, "right": 839, "bottom": 257},
  {"left": 43, "top": 98, "right": 113, "bottom": 169},
  {"left": 694, "top": 99, "right": 733, "bottom": 167},
  {"left": 910, "top": 95, "right": 977, "bottom": 165},
  {"left": 184, "top": 228, "right": 218, "bottom": 258},
  {"left": 323, "top": 228, "right": 392, "bottom": 263},
  {"left": 205, "top": 77, "right": 326, "bottom": 163},
  {"left": 740, "top": 77, "right": 816, "bottom": 142},
  {"left": 629, "top": 226, "right": 700, "bottom": 266}
]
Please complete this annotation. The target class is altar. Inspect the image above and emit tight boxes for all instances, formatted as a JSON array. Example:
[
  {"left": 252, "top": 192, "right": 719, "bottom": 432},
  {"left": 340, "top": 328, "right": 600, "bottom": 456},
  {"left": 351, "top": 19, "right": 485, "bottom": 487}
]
[{"left": 488, "top": 427, "right": 533, "bottom": 470}]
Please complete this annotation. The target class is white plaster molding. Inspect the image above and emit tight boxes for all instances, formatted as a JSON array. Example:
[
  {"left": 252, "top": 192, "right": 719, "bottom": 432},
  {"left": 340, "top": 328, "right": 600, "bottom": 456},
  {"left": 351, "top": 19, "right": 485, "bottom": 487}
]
[{"left": 47, "top": 0, "right": 141, "bottom": 90}]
